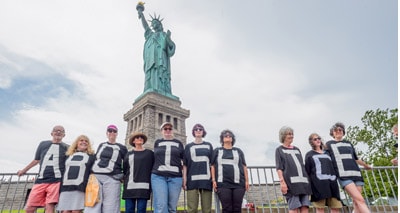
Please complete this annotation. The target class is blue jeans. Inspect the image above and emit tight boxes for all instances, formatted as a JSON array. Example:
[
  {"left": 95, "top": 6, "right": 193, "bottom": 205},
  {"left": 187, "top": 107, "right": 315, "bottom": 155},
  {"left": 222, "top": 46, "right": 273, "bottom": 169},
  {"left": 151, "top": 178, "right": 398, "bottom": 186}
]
[
  {"left": 151, "top": 173, "right": 182, "bottom": 213},
  {"left": 125, "top": 198, "right": 147, "bottom": 213}
]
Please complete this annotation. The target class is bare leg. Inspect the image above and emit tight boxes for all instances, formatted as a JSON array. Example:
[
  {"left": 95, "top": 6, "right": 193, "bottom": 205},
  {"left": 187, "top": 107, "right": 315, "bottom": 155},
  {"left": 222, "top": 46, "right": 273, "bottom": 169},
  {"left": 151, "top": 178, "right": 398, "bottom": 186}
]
[
  {"left": 45, "top": 203, "right": 56, "bottom": 213},
  {"left": 25, "top": 206, "right": 37, "bottom": 213},
  {"left": 344, "top": 183, "right": 370, "bottom": 213},
  {"left": 316, "top": 207, "right": 325, "bottom": 213},
  {"left": 330, "top": 208, "right": 340, "bottom": 213},
  {"left": 300, "top": 206, "right": 309, "bottom": 213}
]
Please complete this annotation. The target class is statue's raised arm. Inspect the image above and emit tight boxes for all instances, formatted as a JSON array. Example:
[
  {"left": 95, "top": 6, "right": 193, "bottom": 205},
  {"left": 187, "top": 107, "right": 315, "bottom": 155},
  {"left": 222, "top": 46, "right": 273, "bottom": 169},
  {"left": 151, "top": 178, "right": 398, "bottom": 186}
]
[
  {"left": 137, "top": 2, "right": 150, "bottom": 31},
  {"left": 136, "top": 2, "right": 176, "bottom": 99}
]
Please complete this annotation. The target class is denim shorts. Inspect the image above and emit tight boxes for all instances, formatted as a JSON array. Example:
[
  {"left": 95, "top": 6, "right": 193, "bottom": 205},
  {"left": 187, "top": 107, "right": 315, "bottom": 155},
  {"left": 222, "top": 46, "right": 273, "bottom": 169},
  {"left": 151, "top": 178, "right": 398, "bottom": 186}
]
[
  {"left": 285, "top": 194, "right": 310, "bottom": 210},
  {"left": 338, "top": 178, "right": 364, "bottom": 188}
]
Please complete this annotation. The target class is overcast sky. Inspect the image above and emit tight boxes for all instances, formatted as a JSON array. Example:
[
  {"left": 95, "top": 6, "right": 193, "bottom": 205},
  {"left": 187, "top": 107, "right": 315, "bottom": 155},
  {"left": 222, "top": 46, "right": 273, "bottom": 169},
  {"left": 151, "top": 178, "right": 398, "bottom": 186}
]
[{"left": 0, "top": 0, "right": 397, "bottom": 173}]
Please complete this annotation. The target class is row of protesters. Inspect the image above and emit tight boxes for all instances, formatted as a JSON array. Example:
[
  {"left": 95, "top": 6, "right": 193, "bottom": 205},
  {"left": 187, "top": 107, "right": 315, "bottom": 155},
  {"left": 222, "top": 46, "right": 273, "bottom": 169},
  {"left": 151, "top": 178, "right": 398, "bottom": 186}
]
[
  {"left": 276, "top": 122, "right": 373, "bottom": 213},
  {"left": 21, "top": 121, "right": 386, "bottom": 213}
]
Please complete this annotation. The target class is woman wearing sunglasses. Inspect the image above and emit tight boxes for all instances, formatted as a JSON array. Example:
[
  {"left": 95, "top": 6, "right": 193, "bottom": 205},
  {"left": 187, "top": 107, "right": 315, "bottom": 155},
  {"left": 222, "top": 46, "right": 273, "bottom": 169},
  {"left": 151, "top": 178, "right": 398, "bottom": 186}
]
[
  {"left": 151, "top": 122, "right": 185, "bottom": 213},
  {"left": 85, "top": 124, "right": 128, "bottom": 213},
  {"left": 211, "top": 129, "right": 249, "bottom": 213},
  {"left": 122, "top": 132, "right": 154, "bottom": 213},
  {"left": 325, "top": 122, "right": 371, "bottom": 213},
  {"left": 183, "top": 124, "right": 213, "bottom": 213},
  {"left": 305, "top": 133, "right": 342, "bottom": 213}
]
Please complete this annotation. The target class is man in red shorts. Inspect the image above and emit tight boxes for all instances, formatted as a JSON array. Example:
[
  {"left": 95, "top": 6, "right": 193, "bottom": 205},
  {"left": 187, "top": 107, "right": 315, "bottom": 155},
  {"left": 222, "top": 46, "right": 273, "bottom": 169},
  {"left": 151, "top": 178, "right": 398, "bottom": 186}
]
[{"left": 17, "top": 125, "right": 69, "bottom": 213}]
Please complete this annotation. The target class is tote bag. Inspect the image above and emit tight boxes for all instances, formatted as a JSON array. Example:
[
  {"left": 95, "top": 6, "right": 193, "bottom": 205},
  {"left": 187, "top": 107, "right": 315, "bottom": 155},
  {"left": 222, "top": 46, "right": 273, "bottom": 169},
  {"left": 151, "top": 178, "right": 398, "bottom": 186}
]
[{"left": 85, "top": 174, "right": 100, "bottom": 207}]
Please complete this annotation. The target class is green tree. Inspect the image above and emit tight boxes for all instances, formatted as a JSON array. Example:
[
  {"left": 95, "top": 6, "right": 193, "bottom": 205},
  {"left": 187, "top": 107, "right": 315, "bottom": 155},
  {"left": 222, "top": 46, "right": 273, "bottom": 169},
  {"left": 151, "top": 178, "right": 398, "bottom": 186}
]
[
  {"left": 346, "top": 108, "right": 398, "bottom": 165},
  {"left": 345, "top": 108, "right": 398, "bottom": 198}
]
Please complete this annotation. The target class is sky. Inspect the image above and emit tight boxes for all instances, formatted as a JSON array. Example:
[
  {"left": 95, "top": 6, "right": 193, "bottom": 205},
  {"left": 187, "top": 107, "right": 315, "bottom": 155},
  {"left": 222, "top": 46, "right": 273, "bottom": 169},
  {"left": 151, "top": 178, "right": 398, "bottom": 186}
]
[{"left": 0, "top": 0, "right": 397, "bottom": 173}]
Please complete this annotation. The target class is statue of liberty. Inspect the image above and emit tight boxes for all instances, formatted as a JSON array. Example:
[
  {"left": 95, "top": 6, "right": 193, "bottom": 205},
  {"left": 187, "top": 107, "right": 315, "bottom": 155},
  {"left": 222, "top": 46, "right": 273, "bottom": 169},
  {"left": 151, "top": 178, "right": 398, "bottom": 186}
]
[{"left": 136, "top": 3, "right": 176, "bottom": 98}]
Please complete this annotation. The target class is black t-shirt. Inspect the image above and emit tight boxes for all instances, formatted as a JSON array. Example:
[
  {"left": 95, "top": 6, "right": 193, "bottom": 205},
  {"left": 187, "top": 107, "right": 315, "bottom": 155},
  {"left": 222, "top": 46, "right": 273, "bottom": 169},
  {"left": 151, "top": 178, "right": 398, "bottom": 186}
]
[
  {"left": 325, "top": 140, "right": 363, "bottom": 182},
  {"left": 305, "top": 150, "right": 341, "bottom": 202},
  {"left": 123, "top": 149, "right": 154, "bottom": 200},
  {"left": 152, "top": 138, "right": 184, "bottom": 177},
  {"left": 183, "top": 141, "right": 213, "bottom": 191},
  {"left": 60, "top": 152, "right": 95, "bottom": 192},
  {"left": 35, "top": 141, "right": 69, "bottom": 184},
  {"left": 92, "top": 142, "right": 128, "bottom": 176},
  {"left": 275, "top": 145, "right": 312, "bottom": 196},
  {"left": 211, "top": 147, "right": 247, "bottom": 189}
]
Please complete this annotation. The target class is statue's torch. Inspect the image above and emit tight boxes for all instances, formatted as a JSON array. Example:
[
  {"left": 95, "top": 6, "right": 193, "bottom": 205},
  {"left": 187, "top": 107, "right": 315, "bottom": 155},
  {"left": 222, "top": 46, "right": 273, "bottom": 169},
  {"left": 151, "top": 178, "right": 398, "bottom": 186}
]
[{"left": 136, "top": 2, "right": 145, "bottom": 18}]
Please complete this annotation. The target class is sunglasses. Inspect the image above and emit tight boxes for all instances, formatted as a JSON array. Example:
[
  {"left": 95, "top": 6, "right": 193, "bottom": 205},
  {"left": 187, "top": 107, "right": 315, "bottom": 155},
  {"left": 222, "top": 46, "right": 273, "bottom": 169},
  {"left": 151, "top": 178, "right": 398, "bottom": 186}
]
[
  {"left": 194, "top": 128, "right": 203, "bottom": 131},
  {"left": 312, "top": 137, "right": 321, "bottom": 141},
  {"left": 334, "top": 128, "right": 343, "bottom": 132},
  {"left": 107, "top": 129, "right": 117, "bottom": 133},
  {"left": 163, "top": 128, "right": 172, "bottom": 131},
  {"left": 224, "top": 135, "right": 232, "bottom": 138}
]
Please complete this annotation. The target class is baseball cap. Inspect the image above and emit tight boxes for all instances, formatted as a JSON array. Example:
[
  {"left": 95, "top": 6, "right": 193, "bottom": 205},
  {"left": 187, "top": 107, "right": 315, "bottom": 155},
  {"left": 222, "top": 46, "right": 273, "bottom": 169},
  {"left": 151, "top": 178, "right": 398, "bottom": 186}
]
[
  {"left": 107, "top": 124, "right": 118, "bottom": 131},
  {"left": 160, "top": 122, "right": 173, "bottom": 130}
]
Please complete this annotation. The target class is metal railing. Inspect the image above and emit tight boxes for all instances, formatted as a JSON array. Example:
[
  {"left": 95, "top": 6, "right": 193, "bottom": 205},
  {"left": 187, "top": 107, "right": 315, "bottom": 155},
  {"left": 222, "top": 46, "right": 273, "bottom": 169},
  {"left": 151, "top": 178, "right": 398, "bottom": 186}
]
[{"left": 0, "top": 166, "right": 397, "bottom": 213}]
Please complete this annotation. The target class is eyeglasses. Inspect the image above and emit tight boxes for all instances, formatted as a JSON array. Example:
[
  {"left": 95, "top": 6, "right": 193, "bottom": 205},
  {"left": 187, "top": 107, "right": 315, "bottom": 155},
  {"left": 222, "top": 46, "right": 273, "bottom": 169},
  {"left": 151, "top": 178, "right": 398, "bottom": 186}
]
[
  {"left": 334, "top": 128, "right": 343, "bottom": 132},
  {"left": 224, "top": 135, "right": 232, "bottom": 138},
  {"left": 107, "top": 129, "right": 117, "bottom": 133},
  {"left": 194, "top": 128, "right": 203, "bottom": 131},
  {"left": 163, "top": 128, "right": 172, "bottom": 131},
  {"left": 53, "top": 129, "right": 65, "bottom": 133},
  {"left": 312, "top": 137, "right": 321, "bottom": 141}
]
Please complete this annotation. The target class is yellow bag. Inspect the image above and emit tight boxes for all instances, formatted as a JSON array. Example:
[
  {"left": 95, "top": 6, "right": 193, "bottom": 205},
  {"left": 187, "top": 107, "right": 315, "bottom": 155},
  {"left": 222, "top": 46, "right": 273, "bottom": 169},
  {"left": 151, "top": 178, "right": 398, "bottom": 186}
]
[{"left": 85, "top": 174, "right": 100, "bottom": 207}]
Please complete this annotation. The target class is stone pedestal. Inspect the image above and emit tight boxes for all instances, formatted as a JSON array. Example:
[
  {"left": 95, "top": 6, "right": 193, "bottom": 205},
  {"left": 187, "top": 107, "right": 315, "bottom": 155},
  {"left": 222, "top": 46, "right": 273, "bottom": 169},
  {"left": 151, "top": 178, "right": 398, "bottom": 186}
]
[{"left": 123, "top": 92, "right": 190, "bottom": 149}]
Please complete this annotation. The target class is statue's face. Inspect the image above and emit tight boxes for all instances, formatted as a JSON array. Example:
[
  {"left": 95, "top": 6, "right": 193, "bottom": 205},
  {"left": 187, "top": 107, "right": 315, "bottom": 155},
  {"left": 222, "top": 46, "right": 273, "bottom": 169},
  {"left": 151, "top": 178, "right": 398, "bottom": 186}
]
[{"left": 151, "top": 20, "right": 162, "bottom": 31}]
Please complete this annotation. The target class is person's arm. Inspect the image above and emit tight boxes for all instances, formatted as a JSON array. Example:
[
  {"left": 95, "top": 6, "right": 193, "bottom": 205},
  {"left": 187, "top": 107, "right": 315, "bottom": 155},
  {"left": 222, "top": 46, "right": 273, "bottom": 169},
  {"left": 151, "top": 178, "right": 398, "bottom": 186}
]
[
  {"left": 182, "top": 165, "right": 187, "bottom": 190},
  {"left": 356, "top": 159, "right": 372, "bottom": 170},
  {"left": 243, "top": 165, "right": 249, "bottom": 191},
  {"left": 17, "top": 160, "right": 39, "bottom": 176},
  {"left": 211, "top": 165, "right": 217, "bottom": 192},
  {"left": 391, "top": 157, "right": 398, "bottom": 166},
  {"left": 277, "top": 169, "right": 288, "bottom": 194}
]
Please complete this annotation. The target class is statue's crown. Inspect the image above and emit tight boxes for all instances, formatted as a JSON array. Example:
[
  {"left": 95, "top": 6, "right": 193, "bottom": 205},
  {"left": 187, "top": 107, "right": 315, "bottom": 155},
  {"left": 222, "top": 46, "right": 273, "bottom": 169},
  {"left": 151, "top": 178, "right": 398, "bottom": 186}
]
[{"left": 149, "top": 13, "right": 163, "bottom": 23}]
